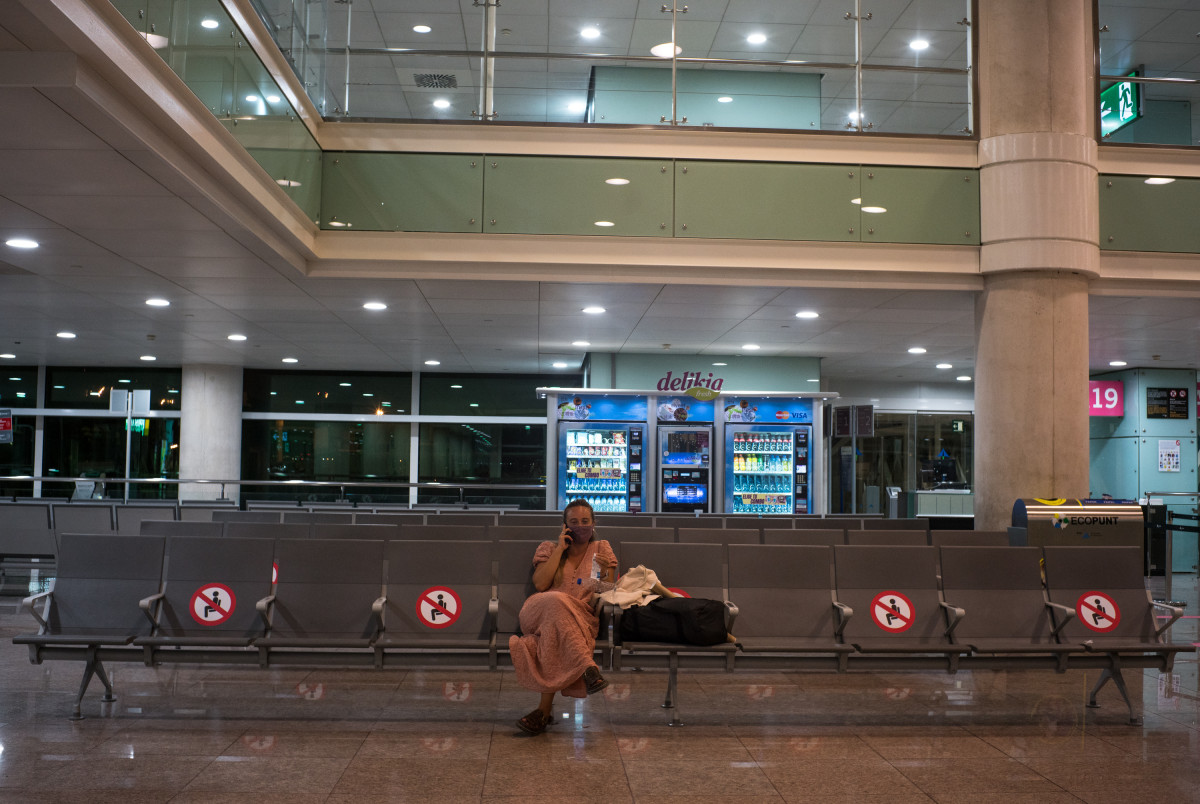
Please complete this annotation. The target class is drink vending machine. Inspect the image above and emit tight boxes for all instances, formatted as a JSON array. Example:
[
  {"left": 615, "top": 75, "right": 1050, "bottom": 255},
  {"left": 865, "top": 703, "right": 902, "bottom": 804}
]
[
  {"left": 554, "top": 394, "right": 647, "bottom": 512},
  {"left": 723, "top": 397, "right": 814, "bottom": 515}
]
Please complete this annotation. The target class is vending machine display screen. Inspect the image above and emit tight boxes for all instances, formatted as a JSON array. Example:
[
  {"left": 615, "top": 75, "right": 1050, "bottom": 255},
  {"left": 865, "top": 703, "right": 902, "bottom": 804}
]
[{"left": 664, "top": 484, "right": 707, "bottom": 504}]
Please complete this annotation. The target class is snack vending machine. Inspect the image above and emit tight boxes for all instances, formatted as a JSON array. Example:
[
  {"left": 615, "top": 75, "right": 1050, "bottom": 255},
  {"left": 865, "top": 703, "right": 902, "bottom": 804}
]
[
  {"left": 554, "top": 393, "right": 648, "bottom": 512},
  {"left": 658, "top": 427, "right": 712, "bottom": 512},
  {"left": 722, "top": 395, "right": 814, "bottom": 515}
]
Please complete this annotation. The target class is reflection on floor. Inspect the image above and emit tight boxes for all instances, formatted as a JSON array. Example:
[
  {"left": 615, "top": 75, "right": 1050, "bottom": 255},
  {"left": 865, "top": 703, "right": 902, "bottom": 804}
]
[{"left": 0, "top": 575, "right": 1196, "bottom": 804}]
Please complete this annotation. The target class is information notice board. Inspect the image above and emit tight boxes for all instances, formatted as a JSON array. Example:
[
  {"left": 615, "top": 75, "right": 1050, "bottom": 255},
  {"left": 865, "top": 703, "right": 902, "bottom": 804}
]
[{"left": 1146, "top": 387, "right": 1189, "bottom": 420}]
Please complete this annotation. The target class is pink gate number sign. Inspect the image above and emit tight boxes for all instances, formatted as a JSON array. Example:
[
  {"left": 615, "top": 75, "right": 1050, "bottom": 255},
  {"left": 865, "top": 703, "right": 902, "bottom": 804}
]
[{"left": 1089, "top": 380, "right": 1124, "bottom": 417}]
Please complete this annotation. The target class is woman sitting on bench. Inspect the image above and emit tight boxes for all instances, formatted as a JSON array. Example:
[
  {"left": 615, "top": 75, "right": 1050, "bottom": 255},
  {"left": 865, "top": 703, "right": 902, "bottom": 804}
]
[{"left": 509, "top": 498, "right": 617, "bottom": 735}]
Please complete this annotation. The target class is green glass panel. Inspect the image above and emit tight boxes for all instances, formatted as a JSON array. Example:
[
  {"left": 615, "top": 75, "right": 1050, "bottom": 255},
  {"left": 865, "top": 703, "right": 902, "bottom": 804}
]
[
  {"left": 1099, "top": 175, "right": 1200, "bottom": 253},
  {"left": 482, "top": 157, "right": 673, "bottom": 236},
  {"left": 674, "top": 161, "right": 859, "bottom": 241},
  {"left": 859, "top": 167, "right": 980, "bottom": 245},
  {"left": 322, "top": 153, "right": 483, "bottom": 232}
]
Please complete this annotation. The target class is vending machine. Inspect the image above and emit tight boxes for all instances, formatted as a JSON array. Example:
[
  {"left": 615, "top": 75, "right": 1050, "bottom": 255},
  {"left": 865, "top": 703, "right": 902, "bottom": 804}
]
[
  {"left": 658, "top": 427, "right": 712, "bottom": 512},
  {"left": 554, "top": 394, "right": 647, "bottom": 512},
  {"left": 723, "top": 397, "right": 814, "bottom": 515}
]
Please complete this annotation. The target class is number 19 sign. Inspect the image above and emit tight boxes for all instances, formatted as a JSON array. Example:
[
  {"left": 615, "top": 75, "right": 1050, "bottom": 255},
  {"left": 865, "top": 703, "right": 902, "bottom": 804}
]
[{"left": 1089, "top": 380, "right": 1124, "bottom": 417}]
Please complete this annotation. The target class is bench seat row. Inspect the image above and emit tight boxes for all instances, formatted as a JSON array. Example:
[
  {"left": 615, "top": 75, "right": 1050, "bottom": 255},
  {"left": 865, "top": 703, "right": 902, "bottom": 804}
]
[{"left": 15, "top": 535, "right": 1186, "bottom": 726}]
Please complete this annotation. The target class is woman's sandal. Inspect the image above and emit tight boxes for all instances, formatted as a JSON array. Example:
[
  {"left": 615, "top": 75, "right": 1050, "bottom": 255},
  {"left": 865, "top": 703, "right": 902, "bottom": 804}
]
[
  {"left": 517, "top": 708, "right": 552, "bottom": 735},
  {"left": 582, "top": 665, "right": 609, "bottom": 695}
]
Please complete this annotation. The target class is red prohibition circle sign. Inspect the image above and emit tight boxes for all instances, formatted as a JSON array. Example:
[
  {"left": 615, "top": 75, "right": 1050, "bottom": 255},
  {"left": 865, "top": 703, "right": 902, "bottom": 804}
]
[
  {"left": 870, "top": 590, "right": 915, "bottom": 633},
  {"left": 417, "top": 586, "right": 462, "bottom": 629},
  {"left": 1077, "top": 591, "right": 1121, "bottom": 633},
  {"left": 190, "top": 583, "right": 236, "bottom": 626}
]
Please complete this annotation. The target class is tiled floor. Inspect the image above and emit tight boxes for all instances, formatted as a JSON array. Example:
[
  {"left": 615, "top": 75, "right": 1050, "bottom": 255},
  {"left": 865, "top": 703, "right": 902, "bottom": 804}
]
[{"left": 1, "top": 576, "right": 1196, "bottom": 804}]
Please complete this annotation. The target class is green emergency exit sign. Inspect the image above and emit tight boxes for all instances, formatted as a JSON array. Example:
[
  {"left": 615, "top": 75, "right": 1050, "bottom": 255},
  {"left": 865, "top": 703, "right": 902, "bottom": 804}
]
[{"left": 1100, "top": 73, "right": 1141, "bottom": 137}]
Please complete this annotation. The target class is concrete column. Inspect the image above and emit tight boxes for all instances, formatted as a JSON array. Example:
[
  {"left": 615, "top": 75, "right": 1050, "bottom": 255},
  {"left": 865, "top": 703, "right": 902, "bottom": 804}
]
[
  {"left": 179, "top": 364, "right": 242, "bottom": 501},
  {"left": 974, "top": 0, "right": 1098, "bottom": 529}
]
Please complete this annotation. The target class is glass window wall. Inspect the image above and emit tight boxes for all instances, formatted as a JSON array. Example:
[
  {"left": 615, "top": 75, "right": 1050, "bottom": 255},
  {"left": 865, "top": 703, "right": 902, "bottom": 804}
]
[
  {"left": 241, "top": 419, "right": 411, "bottom": 504},
  {"left": 0, "top": 414, "right": 35, "bottom": 498},
  {"left": 243, "top": 370, "right": 412, "bottom": 415},
  {"left": 417, "top": 423, "right": 545, "bottom": 509},
  {"left": 1097, "top": 2, "right": 1200, "bottom": 147},
  {"left": 420, "top": 374, "right": 578, "bottom": 417},
  {"left": 251, "top": 0, "right": 973, "bottom": 137},
  {"left": 41, "top": 416, "right": 180, "bottom": 500},
  {"left": 45, "top": 367, "right": 182, "bottom": 412},
  {"left": 829, "top": 410, "right": 973, "bottom": 515}
]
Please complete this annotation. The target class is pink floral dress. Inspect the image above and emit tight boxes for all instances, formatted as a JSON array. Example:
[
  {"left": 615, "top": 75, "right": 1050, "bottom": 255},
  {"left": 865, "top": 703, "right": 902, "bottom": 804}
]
[{"left": 508, "top": 539, "right": 617, "bottom": 697}]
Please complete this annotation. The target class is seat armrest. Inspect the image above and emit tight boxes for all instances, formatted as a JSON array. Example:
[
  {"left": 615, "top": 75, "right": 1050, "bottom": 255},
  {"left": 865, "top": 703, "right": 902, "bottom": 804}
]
[
  {"left": 1047, "top": 601, "right": 1075, "bottom": 637},
  {"left": 939, "top": 601, "right": 965, "bottom": 637},
  {"left": 488, "top": 596, "right": 499, "bottom": 629},
  {"left": 724, "top": 600, "right": 739, "bottom": 633},
  {"left": 21, "top": 589, "right": 52, "bottom": 630},
  {"left": 833, "top": 601, "right": 852, "bottom": 637},
  {"left": 139, "top": 592, "right": 165, "bottom": 626},
  {"left": 372, "top": 595, "right": 386, "bottom": 616},
  {"left": 1152, "top": 601, "right": 1183, "bottom": 638},
  {"left": 255, "top": 594, "right": 275, "bottom": 626}
]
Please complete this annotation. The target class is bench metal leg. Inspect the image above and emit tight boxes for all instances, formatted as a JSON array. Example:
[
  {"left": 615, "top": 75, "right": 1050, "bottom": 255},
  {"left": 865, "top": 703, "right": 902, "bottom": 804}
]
[
  {"left": 662, "top": 653, "right": 682, "bottom": 727},
  {"left": 70, "top": 646, "right": 115, "bottom": 721},
  {"left": 1087, "top": 665, "right": 1142, "bottom": 726}
]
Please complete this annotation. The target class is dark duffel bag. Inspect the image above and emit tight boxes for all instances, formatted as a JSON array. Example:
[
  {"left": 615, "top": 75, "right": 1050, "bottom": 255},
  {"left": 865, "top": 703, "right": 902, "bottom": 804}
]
[{"left": 618, "top": 597, "right": 727, "bottom": 646}]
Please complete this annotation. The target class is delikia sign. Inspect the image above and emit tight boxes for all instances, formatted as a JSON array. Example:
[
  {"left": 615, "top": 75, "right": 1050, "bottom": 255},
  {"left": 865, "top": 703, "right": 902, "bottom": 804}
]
[{"left": 1089, "top": 380, "right": 1124, "bottom": 417}]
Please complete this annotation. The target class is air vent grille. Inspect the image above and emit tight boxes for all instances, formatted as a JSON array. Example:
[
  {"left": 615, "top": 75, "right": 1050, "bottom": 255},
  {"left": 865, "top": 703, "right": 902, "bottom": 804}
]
[{"left": 414, "top": 73, "right": 458, "bottom": 89}]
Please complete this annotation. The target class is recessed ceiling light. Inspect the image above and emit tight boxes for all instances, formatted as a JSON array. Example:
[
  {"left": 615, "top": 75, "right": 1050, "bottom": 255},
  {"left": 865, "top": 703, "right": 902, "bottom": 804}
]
[
  {"left": 742, "top": 344, "right": 760, "bottom": 350},
  {"left": 957, "top": 375, "right": 972, "bottom": 382},
  {"left": 552, "top": 362, "right": 569, "bottom": 369},
  {"left": 807, "top": 378, "right": 820, "bottom": 382},
  {"left": 227, "top": 334, "right": 247, "bottom": 341},
  {"left": 363, "top": 301, "right": 387, "bottom": 311},
  {"left": 1109, "top": 360, "right": 1128, "bottom": 367},
  {"left": 363, "top": 393, "right": 374, "bottom": 397},
  {"left": 1144, "top": 177, "right": 1175, "bottom": 185},
  {"left": 0, "top": 354, "right": 15, "bottom": 359},
  {"left": 424, "top": 360, "right": 441, "bottom": 366},
  {"left": 5, "top": 238, "right": 38, "bottom": 249},
  {"left": 910, "top": 39, "right": 930, "bottom": 50},
  {"left": 450, "top": 384, "right": 463, "bottom": 389},
  {"left": 712, "top": 362, "right": 727, "bottom": 366},
  {"left": 282, "top": 357, "right": 298, "bottom": 363},
  {"left": 57, "top": 331, "right": 76, "bottom": 339},
  {"left": 433, "top": 99, "right": 451, "bottom": 109},
  {"left": 340, "top": 382, "right": 352, "bottom": 387},
  {"left": 582, "top": 306, "right": 606, "bottom": 314},
  {"left": 717, "top": 96, "right": 733, "bottom": 103},
  {"left": 746, "top": 33, "right": 767, "bottom": 44},
  {"left": 572, "top": 340, "right": 591, "bottom": 347},
  {"left": 200, "top": 19, "right": 219, "bottom": 29},
  {"left": 650, "top": 42, "right": 681, "bottom": 58},
  {"left": 594, "top": 221, "right": 615, "bottom": 227},
  {"left": 145, "top": 298, "right": 170, "bottom": 307},
  {"left": 276, "top": 179, "right": 302, "bottom": 187},
  {"left": 469, "top": 402, "right": 480, "bottom": 407},
  {"left": 245, "top": 95, "right": 259, "bottom": 103},
  {"left": 795, "top": 310, "right": 819, "bottom": 319},
  {"left": 936, "top": 363, "right": 953, "bottom": 370},
  {"left": 9, "top": 377, "right": 20, "bottom": 381},
  {"left": 861, "top": 206, "right": 887, "bottom": 214},
  {"left": 413, "top": 24, "right": 431, "bottom": 33},
  {"left": 908, "top": 347, "right": 927, "bottom": 354},
  {"left": 605, "top": 178, "right": 630, "bottom": 185},
  {"left": 581, "top": 26, "right": 601, "bottom": 39},
  {"left": 568, "top": 100, "right": 587, "bottom": 114},
  {"left": 266, "top": 95, "right": 281, "bottom": 103},
  {"left": 295, "top": 400, "right": 305, "bottom": 404},
  {"left": 328, "top": 220, "right": 347, "bottom": 227},
  {"left": 139, "top": 355, "right": 156, "bottom": 361}
]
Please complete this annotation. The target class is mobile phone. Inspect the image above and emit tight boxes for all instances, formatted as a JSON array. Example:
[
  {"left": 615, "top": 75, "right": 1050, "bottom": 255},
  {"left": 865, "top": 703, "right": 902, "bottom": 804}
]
[{"left": 564, "top": 528, "right": 575, "bottom": 546}]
